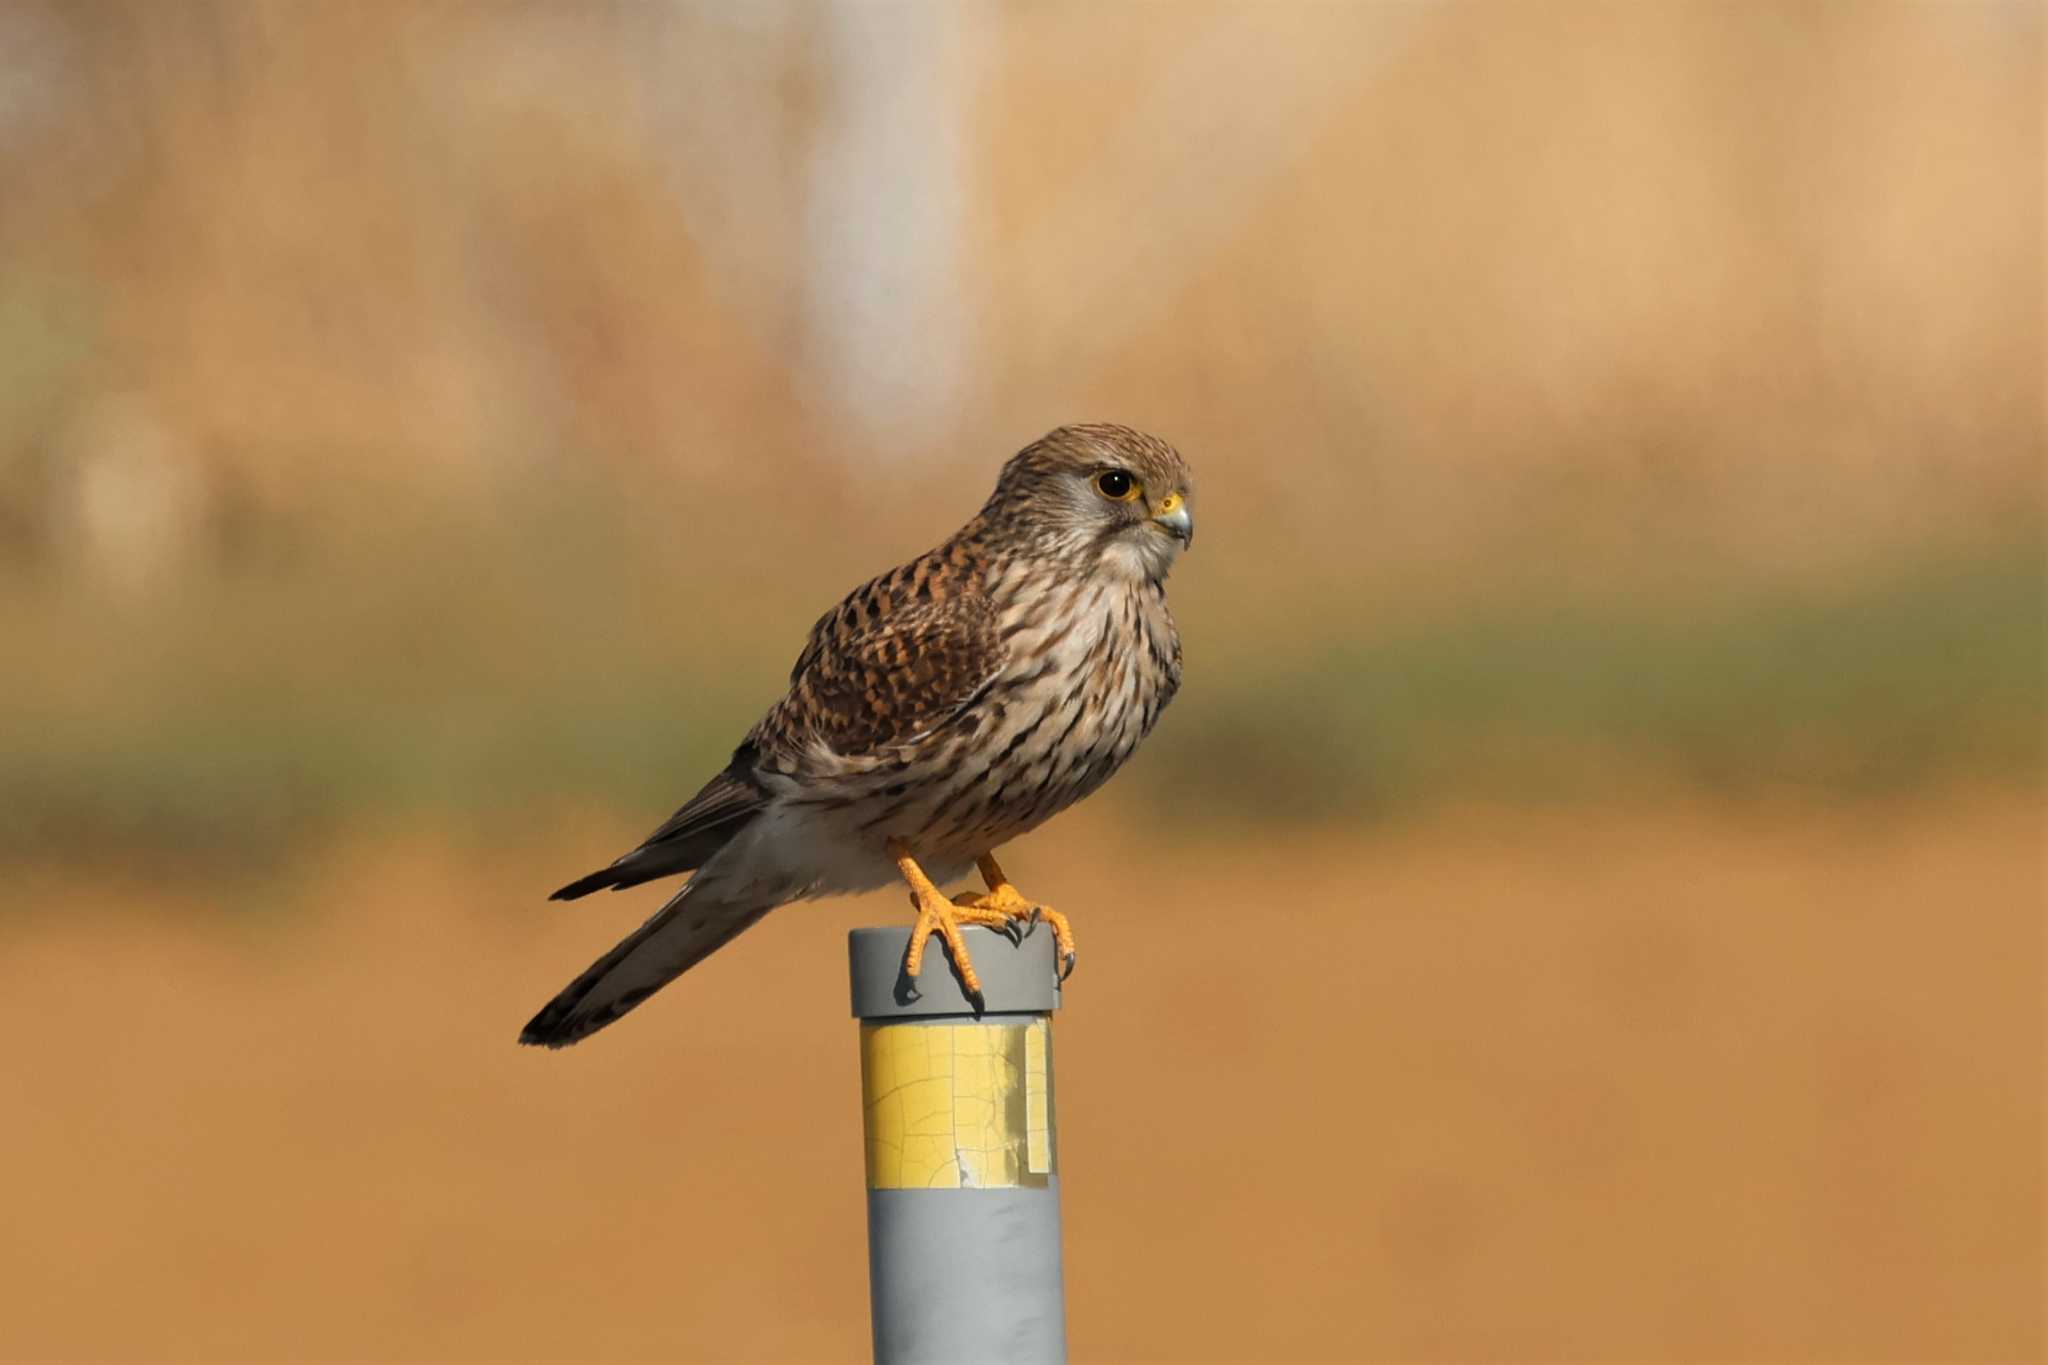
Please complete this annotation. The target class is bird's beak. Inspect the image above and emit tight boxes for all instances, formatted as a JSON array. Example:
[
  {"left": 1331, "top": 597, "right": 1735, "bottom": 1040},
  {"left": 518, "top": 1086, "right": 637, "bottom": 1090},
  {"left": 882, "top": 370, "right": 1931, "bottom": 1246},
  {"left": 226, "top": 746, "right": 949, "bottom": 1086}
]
[{"left": 1153, "top": 491, "right": 1194, "bottom": 547}]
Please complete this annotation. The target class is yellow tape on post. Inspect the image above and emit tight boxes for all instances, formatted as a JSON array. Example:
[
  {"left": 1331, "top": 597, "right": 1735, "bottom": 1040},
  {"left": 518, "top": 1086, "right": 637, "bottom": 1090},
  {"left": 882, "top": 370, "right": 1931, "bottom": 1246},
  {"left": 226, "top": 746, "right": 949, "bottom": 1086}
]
[{"left": 860, "top": 1018, "right": 1056, "bottom": 1190}]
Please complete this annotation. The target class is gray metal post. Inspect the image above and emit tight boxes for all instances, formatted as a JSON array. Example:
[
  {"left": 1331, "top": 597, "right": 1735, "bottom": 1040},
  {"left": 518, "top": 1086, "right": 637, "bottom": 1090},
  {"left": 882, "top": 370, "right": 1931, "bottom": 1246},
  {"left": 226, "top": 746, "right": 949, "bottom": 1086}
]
[{"left": 848, "top": 925, "right": 1066, "bottom": 1365}]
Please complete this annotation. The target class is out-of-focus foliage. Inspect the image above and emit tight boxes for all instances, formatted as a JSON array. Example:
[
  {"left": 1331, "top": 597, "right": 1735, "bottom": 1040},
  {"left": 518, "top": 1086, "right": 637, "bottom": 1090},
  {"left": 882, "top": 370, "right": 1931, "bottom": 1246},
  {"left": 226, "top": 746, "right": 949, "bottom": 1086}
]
[
  {"left": 0, "top": 0, "right": 2038, "bottom": 864},
  {"left": 3, "top": 522, "right": 2037, "bottom": 865}
]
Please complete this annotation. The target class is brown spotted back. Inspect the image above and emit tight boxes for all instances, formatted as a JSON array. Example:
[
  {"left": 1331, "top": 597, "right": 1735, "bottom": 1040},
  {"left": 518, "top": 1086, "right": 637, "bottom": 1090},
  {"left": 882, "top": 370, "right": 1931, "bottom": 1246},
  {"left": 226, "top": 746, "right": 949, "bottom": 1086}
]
[{"left": 754, "top": 541, "right": 1005, "bottom": 764}]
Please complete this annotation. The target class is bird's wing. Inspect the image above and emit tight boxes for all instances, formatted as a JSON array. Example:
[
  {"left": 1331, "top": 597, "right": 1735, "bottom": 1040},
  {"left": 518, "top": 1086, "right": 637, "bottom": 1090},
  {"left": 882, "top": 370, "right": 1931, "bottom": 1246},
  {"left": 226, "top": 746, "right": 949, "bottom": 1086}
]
[
  {"left": 768, "top": 562, "right": 1005, "bottom": 760},
  {"left": 551, "top": 555, "right": 998, "bottom": 900},
  {"left": 550, "top": 762, "right": 768, "bottom": 900},
  {"left": 636, "top": 763, "right": 767, "bottom": 848}
]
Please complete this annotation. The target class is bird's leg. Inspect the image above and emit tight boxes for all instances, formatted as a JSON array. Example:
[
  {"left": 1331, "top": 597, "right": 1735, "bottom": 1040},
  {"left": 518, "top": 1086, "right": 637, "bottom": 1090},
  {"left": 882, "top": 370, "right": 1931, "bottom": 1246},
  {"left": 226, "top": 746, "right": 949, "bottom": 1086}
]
[
  {"left": 888, "top": 838, "right": 1009, "bottom": 1006},
  {"left": 953, "top": 852, "right": 1077, "bottom": 981}
]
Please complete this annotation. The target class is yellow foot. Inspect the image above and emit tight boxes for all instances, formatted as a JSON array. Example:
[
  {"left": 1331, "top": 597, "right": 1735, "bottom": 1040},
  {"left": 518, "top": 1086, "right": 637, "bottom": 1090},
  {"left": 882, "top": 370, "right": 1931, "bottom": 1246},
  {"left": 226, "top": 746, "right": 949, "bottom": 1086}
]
[
  {"left": 953, "top": 854, "right": 1077, "bottom": 982},
  {"left": 889, "top": 838, "right": 1005, "bottom": 1007}
]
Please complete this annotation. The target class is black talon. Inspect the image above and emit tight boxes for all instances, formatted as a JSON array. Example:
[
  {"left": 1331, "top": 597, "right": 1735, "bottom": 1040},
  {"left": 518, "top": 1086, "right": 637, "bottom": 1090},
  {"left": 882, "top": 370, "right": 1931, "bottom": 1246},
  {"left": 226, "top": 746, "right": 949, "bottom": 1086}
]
[
  {"left": 893, "top": 965, "right": 923, "bottom": 1007},
  {"left": 1058, "top": 951, "right": 1077, "bottom": 983}
]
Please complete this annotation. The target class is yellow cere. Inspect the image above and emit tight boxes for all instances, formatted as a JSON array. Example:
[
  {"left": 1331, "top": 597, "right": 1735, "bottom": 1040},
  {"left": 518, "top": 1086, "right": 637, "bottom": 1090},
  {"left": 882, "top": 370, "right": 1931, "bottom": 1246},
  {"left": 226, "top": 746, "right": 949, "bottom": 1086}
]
[
  {"left": 1157, "top": 490, "right": 1184, "bottom": 515},
  {"left": 860, "top": 1019, "right": 1056, "bottom": 1190}
]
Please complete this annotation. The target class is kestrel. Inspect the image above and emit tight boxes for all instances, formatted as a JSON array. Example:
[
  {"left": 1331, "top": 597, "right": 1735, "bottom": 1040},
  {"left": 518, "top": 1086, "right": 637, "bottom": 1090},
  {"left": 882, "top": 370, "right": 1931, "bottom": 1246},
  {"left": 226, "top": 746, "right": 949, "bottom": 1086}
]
[{"left": 520, "top": 424, "right": 1193, "bottom": 1047}]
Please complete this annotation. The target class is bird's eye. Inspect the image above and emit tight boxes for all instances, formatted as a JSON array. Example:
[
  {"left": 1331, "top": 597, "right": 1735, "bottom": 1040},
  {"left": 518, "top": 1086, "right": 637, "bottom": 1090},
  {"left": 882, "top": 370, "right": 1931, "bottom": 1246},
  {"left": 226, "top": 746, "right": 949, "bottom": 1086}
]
[{"left": 1094, "top": 469, "right": 1140, "bottom": 502}]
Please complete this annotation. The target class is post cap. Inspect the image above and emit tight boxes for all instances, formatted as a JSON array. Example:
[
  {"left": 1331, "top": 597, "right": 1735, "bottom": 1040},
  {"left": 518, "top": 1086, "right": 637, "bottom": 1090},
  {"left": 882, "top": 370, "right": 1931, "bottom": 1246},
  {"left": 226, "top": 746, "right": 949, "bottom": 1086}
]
[{"left": 848, "top": 925, "right": 1061, "bottom": 1020}]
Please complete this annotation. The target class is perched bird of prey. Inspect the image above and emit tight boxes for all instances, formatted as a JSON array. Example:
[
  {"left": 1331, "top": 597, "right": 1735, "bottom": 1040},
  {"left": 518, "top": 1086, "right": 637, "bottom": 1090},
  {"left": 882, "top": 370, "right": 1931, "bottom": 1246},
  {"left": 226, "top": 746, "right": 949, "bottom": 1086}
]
[{"left": 520, "top": 424, "right": 1193, "bottom": 1048}]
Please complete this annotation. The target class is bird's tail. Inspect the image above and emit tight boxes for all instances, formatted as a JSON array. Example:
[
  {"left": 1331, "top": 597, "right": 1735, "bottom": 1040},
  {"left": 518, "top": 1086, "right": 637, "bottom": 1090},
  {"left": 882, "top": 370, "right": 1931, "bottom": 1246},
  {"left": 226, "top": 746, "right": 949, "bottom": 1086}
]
[{"left": 518, "top": 879, "right": 775, "bottom": 1048}]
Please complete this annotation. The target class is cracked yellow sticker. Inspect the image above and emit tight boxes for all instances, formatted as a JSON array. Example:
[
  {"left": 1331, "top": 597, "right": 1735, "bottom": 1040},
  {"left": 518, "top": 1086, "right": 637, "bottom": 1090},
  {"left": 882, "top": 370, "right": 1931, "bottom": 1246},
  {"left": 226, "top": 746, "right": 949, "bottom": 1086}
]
[{"left": 860, "top": 1019, "right": 1055, "bottom": 1190}]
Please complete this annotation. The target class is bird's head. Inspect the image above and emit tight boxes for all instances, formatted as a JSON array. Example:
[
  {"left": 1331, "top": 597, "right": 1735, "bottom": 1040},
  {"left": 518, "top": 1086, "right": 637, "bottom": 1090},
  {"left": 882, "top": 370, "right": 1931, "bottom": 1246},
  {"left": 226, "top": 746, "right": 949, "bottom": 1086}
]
[{"left": 983, "top": 423, "right": 1195, "bottom": 583}]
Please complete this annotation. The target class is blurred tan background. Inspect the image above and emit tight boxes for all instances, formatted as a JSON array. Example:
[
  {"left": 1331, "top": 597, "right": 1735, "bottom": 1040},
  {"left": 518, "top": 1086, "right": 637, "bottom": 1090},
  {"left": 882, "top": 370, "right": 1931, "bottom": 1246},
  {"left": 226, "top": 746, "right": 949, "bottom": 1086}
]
[{"left": 0, "top": 3, "right": 2040, "bottom": 1361}]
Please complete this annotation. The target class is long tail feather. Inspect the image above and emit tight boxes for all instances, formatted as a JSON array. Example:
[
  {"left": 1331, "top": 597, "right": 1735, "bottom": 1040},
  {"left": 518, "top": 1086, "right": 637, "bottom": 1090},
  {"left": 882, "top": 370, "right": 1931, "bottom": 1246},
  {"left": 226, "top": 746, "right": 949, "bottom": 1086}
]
[{"left": 519, "top": 882, "right": 775, "bottom": 1048}]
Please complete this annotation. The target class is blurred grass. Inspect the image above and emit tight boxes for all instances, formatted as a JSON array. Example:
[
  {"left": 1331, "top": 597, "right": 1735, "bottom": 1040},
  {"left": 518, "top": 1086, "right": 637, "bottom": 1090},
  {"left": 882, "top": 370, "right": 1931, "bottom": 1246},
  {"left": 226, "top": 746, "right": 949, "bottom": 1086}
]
[
  {"left": 1160, "top": 537, "right": 2043, "bottom": 826},
  {"left": 3, "top": 508, "right": 2035, "bottom": 872}
]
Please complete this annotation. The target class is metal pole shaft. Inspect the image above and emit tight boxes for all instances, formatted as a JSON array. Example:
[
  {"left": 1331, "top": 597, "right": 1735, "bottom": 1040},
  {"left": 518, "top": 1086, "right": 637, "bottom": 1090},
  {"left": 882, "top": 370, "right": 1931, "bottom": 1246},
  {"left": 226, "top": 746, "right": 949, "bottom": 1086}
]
[{"left": 848, "top": 925, "right": 1066, "bottom": 1365}]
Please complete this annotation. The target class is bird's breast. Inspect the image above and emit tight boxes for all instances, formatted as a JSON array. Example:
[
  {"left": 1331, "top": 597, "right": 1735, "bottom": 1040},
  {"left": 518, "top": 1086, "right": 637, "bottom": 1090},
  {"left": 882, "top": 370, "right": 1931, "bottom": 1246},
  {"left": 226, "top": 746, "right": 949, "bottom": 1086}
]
[
  {"left": 906, "top": 577, "right": 1179, "bottom": 854},
  {"left": 779, "top": 576, "right": 1181, "bottom": 875}
]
